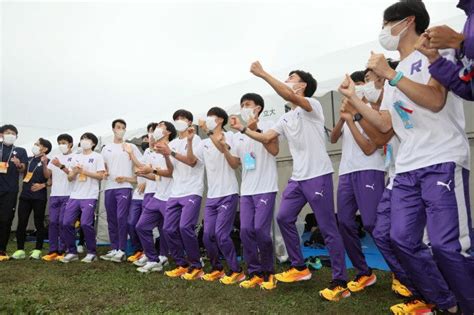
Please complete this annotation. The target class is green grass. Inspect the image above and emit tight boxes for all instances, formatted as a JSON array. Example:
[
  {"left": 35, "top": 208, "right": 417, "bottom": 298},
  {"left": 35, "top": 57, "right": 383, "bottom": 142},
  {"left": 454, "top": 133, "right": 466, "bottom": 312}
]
[{"left": 0, "top": 242, "right": 401, "bottom": 314}]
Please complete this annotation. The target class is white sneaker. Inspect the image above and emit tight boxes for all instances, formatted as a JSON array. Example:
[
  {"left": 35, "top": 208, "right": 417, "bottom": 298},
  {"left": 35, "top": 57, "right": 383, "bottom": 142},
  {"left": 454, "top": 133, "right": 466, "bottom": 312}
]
[
  {"left": 137, "top": 261, "right": 162, "bottom": 273},
  {"left": 111, "top": 250, "right": 126, "bottom": 263},
  {"left": 60, "top": 253, "right": 79, "bottom": 263},
  {"left": 158, "top": 255, "right": 169, "bottom": 267},
  {"left": 200, "top": 257, "right": 205, "bottom": 268},
  {"left": 77, "top": 245, "right": 85, "bottom": 254},
  {"left": 81, "top": 254, "right": 97, "bottom": 263},
  {"left": 100, "top": 249, "right": 117, "bottom": 261},
  {"left": 133, "top": 255, "right": 149, "bottom": 267}
]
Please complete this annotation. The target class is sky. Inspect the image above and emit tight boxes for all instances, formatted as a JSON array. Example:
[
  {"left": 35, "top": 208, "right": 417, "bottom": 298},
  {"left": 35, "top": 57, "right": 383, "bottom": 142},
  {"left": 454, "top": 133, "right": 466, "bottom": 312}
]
[{"left": 0, "top": 0, "right": 465, "bottom": 146}]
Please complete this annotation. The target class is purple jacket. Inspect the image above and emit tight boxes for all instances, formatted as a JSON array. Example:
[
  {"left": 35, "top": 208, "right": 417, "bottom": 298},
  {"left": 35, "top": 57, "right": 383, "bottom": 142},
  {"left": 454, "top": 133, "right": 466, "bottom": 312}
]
[{"left": 429, "top": 0, "right": 474, "bottom": 100}]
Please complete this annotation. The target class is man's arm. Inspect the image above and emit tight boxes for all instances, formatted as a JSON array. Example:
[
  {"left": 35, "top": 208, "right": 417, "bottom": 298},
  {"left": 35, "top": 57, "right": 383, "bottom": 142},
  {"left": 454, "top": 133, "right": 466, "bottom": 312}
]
[
  {"left": 41, "top": 157, "right": 51, "bottom": 179},
  {"left": 263, "top": 137, "right": 279, "bottom": 156},
  {"left": 330, "top": 118, "right": 344, "bottom": 144},
  {"left": 345, "top": 117, "right": 378, "bottom": 155},
  {"left": 339, "top": 74, "right": 393, "bottom": 133},
  {"left": 368, "top": 49, "right": 448, "bottom": 112},
  {"left": 250, "top": 61, "right": 313, "bottom": 112}
]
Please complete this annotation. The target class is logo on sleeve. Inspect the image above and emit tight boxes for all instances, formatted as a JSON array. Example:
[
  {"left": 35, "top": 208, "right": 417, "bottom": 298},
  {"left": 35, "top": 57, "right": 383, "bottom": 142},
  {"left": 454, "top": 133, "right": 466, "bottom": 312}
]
[{"left": 410, "top": 59, "right": 422, "bottom": 75}]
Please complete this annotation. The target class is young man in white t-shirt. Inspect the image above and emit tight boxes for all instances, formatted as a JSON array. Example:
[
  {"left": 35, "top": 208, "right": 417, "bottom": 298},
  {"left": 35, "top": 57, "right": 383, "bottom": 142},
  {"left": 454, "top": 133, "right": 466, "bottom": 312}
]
[
  {"left": 234, "top": 62, "right": 349, "bottom": 300},
  {"left": 186, "top": 107, "right": 244, "bottom": 284},
  {"left": 340, "top": 2, "right": 472, "bottom": 313},
  {"left": 339, "top": 69, "right": 417, "bottom": 299},
  {"left": 126, "top": 121, "right": 176, "bottom": 273},
  {"left": 61, "top": 133, "right": 106, "bottom": 263},
  {"left": 100, "top": 119, "right": 141, "bottom": 263},
  {"left": 226, "top": 93, "right": 279, "bottom": 290},
  {"left": 42, "top": 134, "right": 75, "bottom": 262},
  {"left": 127, "top": 122, "right": 158, "bottom": 265},
  {"left": 155, "top": 109, "right": 206, "bottom": 280},
  {"left": 330, "top": 71, "right": 385, "bottom": 292}
]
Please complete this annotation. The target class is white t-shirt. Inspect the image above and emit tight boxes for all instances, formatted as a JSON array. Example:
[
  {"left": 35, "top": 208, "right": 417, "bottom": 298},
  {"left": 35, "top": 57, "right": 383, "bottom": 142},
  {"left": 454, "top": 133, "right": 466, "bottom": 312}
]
[
  {"left": 141, "top": 148, "right": 158, "bottom": 195},
  {"left": 195, "top": 131, "right": 239, "bottom": 198},
  {"left": 169, "top": 136, "right": 205, "bottom": 197},
  {"left": 47, "top": 153, "right": 75, "bottom": 197},
  {"left": 132, "top": 176, "right": 146, "bottom": 200},
  {"left": 339, "top": 104, "right": 385, "bottom": 176},
  {"left": 69, "top": 152, "right": 106, "bottom": 200},
  {"left": 232, "top": 121, "right": 278, "bottom": 196},
  {"left": 380, "top": 50, "right": 470, "bottom": 173},
  {"left": 101, "top": 142, "right": 141, "bottom": 191},
  {"left": 152, "top": 154, "right": 173, "bottom": 201},
  {"left": 271, "top": 97, "right": 333, "bottom": 180}
]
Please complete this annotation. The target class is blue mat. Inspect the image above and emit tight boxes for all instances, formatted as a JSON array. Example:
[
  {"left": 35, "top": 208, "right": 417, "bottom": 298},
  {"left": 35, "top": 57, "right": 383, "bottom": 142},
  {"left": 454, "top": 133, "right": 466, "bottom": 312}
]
[{"left": 301, "top": 232, "right": 390, "bottom": 271}]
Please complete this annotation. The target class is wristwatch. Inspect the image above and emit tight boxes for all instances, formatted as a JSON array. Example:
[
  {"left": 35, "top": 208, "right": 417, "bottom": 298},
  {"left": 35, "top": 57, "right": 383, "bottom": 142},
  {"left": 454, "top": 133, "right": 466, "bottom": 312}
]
[
  {"left": 153, "top": 169, "right": 158, "bottom": 175},
  {"left": 353, "top": 113, "right": 363, "bottom": 122},
  {"left": 240, "top": 127, "right": 247, "bottom": 134},
  {"left": 207, "top": 131, "right": 214, "bottom": 137},
  {"left": 60, "top": 164, "right": 65, "bottom": 170},
  {"left": 170, "top": 151, "right": 177, "bottom": 157}
]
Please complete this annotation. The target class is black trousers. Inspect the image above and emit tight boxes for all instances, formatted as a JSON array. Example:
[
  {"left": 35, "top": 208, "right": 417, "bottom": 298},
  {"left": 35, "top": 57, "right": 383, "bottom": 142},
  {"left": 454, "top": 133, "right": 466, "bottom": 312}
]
[
  {"left": 0, "top": 191, "right": 18, "bottom": 252},
  {"left": 16, "top": 198, "right": 47, "bottom": 250}
]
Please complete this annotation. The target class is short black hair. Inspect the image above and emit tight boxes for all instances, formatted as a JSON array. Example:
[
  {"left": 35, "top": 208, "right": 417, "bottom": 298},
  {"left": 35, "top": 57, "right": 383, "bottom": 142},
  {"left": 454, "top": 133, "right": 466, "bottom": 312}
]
[
  {"left": 158, "top": 121, "right": 177, "bottom": 142},
  {"left": 38, "top": 138, "right": 52, "bottom": 154},
  {"left": 207, "top": 107, "right": 229, "bottom": 127},
  {"left": 0, "top": 125, "right": 4, "bottom": 134},
  {"left": 383, "top": 0, "right": 429, "bottom": 35},
  {"left": 146, "top": 122, "right": 158, "bottom": 132},
  {"left": 112, "top": 119, "right": 127, "bottom": 129},
  {"left": 80, "top": 132, "right": 99, "bottom": 150},
  {"left": 289, "top": 70, "right": 317, "bottom": 97},
  {"left": 172, "top": 109, "right": 193, "bottom": 122},
  {"left": 2, "top": 124, "right": 18, "bottom": 135},
  {"left": 240, "top": 93, "right": 265, "bottom": 116},
  {"left": 141, "top": 134, "right": 149, "bottom": 140},
  {"left": 350, "top": 71, "right": 366, "bottom": 84},
  {"left": 57, "top": 133, "right": 73, "bottom": 145}
]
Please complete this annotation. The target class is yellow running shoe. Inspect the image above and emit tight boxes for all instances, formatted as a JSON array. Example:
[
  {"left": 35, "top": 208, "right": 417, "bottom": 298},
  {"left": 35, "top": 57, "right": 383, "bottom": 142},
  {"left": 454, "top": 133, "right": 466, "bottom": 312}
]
[
  {"left": 202, "top": 269, "right": 225, "bottom": 282},
  {"left": 127, "top": 251, "right": 143, "bottom": 263},
  {"left": 164, "top": 266, "right": 188, "bottom": 278},
  {"left": 0, "top": 252, "right": 10, "bottom": 262},
  {"left": 319, "top": 280, "right": 351, "bottom": 302},
  {"left": 42, "top": 252, "right": 59, "bottom": 262},
  {"left": 240, "top": 274, "right": 263, "bottom": 289},
  {"left": 390, "top": 298, "right": 434, "bottom": 314},
  {"left": 220, "top": 271, "right": 246, "bottom": 285},
  {"left": 181, "top": 267, "right": 204, "bottom": 281},
  {"left": 275, "top": 267, "right": 312, "bottom": 283},
  {"left": 260, "top": 274, "right": 277, "bottom": 291},
  {"left": 392, "top": 275, "right": 413, "bottom": 298},
  {"left": 54, "top": 253, "right": 65, "bottom": 261},
  {"left": 347, "top": 271, "right": 377, "bottom": 292}
]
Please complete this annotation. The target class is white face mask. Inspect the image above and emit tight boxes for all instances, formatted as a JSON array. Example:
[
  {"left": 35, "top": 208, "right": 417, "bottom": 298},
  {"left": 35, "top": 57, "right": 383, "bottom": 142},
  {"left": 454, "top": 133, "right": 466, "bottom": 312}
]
[
  {"left": 0, "top": 136, "right": 3, "bottom": 143},
  {"left": 153, "top": 128, "right": 165, "bottom": 141},
  {"left": 378, "top": 18, "right": 408, "bottom": 51},
  {"left": 80, "top": 139, "right": 93, "bottom": 150},
  {"left": 114, "top": 129, "right": 126, "bottom": 138},
  {"left": 240, "top": 107, "right": 256, "bottom": 123},
  {"left": 3, "top": 134, "right": 16, "bottom": 146},
  {"left": 363, "top": 81, "right": 382, "bottom": 103},
  {"left": 355, "top": 85, "right": 365, "bottom": 99},
  {"left": 59, "top": 144, "right": 69, "bottom": 154},
  {"left": 32, "top": 145, "right": 41, "bottom": 156},
  {"left": 173, "top": 120, "right": 188, "bottom": 132},
  {"left": 205, "top": 116, "right": 218, "bottom": 131},
  {"left": 285, "top": 82, "right": 303, "bottom": 93}
]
